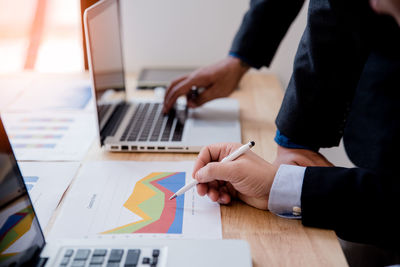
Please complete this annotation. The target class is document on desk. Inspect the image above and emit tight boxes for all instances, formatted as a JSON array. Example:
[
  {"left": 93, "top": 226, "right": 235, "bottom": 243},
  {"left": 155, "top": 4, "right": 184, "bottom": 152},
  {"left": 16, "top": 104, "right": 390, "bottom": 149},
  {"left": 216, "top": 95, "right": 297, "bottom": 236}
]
[
  {"left": 18, "top": 161, "right": 80, "bottom": 228},
  {"left": 2, "top": 112, "right": 96, "bottom": 161},
  {"left": 48, "top": 161, "right": 222, "bottom": 240},
  {"left": 4, "top": 75, "right": 93, "bottom": 112}
]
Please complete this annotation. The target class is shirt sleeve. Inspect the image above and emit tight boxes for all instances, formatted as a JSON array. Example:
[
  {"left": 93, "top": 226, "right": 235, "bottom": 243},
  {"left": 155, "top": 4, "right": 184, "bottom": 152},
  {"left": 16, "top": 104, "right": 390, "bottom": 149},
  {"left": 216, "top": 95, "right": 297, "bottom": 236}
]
[
  {"left": 274, "top": 130, "right": 319, "bottom": 151},
  {"left": 268, "top": 164, "right": 306, "bottom": 219}
]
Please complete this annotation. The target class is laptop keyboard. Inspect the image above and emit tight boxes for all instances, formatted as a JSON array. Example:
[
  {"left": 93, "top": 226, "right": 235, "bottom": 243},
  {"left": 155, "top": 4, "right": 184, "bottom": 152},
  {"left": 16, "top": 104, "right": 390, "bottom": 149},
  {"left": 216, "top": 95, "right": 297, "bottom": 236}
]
[
  {"left": 98, "top": 104, "right": 112, "bottom": 120},
  {"left": 120, "top": 103, "right": 185, "bottom": 143},
  {"left": 58, "top": 247, "right": 162, "bottom": 267}
]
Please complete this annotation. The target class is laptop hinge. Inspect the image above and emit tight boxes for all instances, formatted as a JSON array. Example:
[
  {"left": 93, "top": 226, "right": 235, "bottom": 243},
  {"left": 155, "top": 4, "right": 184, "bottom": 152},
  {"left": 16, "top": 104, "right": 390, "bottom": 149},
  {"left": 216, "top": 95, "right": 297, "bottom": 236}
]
[{"left": 34, "top": 257, "right": 48, "bottom": 267}]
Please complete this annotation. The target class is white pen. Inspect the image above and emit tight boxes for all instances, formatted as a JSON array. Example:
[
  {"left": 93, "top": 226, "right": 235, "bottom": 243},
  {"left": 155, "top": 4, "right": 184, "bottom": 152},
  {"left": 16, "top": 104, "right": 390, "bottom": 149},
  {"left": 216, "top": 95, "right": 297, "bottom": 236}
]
[{"left": 169, "top": 141, "right": 255, "bottom": 200}]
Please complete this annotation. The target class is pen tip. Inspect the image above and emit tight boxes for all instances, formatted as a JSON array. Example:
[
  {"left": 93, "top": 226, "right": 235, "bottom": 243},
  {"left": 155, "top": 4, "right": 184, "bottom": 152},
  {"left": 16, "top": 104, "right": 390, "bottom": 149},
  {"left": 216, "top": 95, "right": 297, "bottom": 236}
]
[
  {"left": 250, "top": 141, "right": 255, "bottom": 147},
  {"left": 169, "top": 194, "right": 177, "bottom": 200}
]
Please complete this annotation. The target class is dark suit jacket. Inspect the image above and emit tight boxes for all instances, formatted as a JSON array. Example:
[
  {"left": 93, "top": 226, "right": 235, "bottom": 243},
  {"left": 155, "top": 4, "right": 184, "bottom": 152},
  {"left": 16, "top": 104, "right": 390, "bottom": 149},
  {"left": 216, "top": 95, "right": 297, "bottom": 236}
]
[{"left": 230, "top": 0, "right": 400, "bottom": 247}]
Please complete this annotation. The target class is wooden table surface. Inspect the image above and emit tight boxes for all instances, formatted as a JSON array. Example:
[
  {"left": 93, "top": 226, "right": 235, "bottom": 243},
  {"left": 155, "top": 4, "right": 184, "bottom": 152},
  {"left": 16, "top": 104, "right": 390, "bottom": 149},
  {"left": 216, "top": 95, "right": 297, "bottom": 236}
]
[{"left": 49, "top": 72, "right": 348, "bottom": 267}]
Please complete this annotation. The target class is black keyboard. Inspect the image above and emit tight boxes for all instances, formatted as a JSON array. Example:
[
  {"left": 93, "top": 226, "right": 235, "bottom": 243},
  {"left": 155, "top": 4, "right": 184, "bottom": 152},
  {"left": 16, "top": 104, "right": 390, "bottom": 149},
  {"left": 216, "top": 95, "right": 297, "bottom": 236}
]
[
  {"left": 58, "top": 247, "right": 162, "bottom": 267},
  {"left": 120, "top": 103, "right": 185, "bottom": 143}
]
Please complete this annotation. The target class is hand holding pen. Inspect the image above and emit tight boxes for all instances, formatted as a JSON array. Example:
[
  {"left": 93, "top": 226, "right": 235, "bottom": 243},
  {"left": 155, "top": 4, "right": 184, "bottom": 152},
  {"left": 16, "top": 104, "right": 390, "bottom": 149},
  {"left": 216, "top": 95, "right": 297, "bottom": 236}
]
[
  {"left": 170, "top": 141, "right": 255, "bottom": 200},
  {"left": 170, "top": 142, "right": 278, "bottom": 210}
]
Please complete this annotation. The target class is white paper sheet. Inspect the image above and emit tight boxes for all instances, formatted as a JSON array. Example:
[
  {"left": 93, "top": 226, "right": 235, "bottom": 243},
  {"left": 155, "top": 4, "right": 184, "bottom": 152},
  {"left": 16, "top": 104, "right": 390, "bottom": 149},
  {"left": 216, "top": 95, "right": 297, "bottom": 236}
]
[
  {"left": 48, "top": 161, "right": 222, "bottom": 241},
  {"left": 18, "top": 161, "right": 80, "bottom": 229},
  {"left": 2, "top": 112, "right": 96, "bottom": 161}
]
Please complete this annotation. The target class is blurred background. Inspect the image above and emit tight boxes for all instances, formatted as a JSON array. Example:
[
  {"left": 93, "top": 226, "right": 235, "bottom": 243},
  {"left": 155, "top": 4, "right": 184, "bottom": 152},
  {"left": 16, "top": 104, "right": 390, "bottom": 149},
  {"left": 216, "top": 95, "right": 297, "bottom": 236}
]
[
  {"left": 0, "top": 0, "right": 83, "bottom": 72},
  {"left": 0, "top": 0, "right": 308, "bottom": 89}
]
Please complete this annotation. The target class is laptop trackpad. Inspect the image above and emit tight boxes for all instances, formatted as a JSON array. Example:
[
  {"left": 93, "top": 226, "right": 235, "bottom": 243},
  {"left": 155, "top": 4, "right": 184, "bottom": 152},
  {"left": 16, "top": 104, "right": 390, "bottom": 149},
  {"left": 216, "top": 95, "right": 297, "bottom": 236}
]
[{"left": 187, "top": 98, "right": 241, "bottom": 143}]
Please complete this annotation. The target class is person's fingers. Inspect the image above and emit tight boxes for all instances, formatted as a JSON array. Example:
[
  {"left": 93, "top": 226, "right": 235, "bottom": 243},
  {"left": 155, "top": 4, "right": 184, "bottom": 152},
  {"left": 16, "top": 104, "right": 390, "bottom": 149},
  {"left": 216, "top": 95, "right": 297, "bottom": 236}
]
[
  {"left": 192, "top": 143, "right": 241, "bottom": 177},
  {"left": 194, "top": 161, "right": 237, "bottom": 184},
  {"left": 166, "top": 75, "right": 188, "bottom": 93},
  {"left": 196, "top": 183, "right": 208, "bottom": 196},
  {"left": 163, "top": 74, "right": 210, "bottom": 113},
  {"left": 207, "top": 187, "right": 220, "bottom": 202},
  {"left": 207, "top": 180, "right": 220, "bottom": 190},
  {"left": 217, "top": 191, "right": 231, "bottom": 204},
  {"left": 163, "top": 81, "right": 190, "bottom": 113}
]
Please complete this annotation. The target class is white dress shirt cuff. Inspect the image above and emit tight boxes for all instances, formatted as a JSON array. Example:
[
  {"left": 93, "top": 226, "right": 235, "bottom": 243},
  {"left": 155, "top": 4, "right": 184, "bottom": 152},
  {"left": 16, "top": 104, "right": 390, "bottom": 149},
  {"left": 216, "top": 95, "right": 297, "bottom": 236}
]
[{"left": 268, "top": 164, "right": 306, "bottom": 219}]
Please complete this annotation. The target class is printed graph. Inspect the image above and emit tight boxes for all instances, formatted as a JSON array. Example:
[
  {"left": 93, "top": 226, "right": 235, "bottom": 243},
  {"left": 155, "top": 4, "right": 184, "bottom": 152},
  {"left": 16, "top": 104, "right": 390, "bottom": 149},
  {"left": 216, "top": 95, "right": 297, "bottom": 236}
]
[
  {"left": 103, "top": 172, "right": 185, "bottom": 234},
  {"left": 0, "top": 205, "right": 34, "bottom": 261}
]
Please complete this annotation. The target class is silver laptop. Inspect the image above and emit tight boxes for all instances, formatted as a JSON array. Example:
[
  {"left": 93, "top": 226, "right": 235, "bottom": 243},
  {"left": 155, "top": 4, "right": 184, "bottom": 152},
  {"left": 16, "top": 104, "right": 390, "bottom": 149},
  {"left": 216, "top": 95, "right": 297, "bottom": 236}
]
[
  {"left": 84, "top": 0, "right": 241, "bottom": 153},
  {"left": 0, "top": 116, "right": 252, "bottom": 267}
]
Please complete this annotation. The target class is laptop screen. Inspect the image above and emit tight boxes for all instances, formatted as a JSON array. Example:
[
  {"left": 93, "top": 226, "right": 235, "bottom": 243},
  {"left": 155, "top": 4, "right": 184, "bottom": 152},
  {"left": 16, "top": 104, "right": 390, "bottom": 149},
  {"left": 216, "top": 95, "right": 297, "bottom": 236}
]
[
  {"left": 0, "top": 117, "right": 45, "bottom": 267},
  {"left": 85, "top": 0, "right": 126, "bottom": 137}
]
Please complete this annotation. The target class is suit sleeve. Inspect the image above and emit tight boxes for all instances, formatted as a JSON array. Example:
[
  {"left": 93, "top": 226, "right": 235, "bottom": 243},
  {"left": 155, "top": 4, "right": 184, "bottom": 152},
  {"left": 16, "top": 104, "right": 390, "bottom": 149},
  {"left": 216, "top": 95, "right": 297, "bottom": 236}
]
[
  {"left": 229, "top": 0, "right": 305, "bottom": 69},
  {"left": 275, "top": 1, "right": 371, "bottom": 148},
  {"left": 301, "top": 167, "right": 400, "bottom": 247}
]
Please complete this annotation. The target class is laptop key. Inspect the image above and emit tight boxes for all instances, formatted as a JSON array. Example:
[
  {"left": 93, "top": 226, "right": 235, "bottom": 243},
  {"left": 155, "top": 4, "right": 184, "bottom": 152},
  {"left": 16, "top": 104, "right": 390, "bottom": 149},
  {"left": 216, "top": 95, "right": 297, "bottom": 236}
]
[
  {"left": 64, "top": 249, "right": 74, "bottom": 257},
  {"left": 161, "top": 110, "right": 175, "bottom": 141},
  {"left": 138, "top": 104, "right": 159, "bottom": 141},
  {"left": 127, "top": 104, "right": 150, "bottom": 141},
  {"left": 172, "top": 121, "right": 184, "bottom": 141},
  {"left": 149, "top": 112, "right": 165, "bottom": 141},
  {"left": 152, "top": 249, "right": 160, "bottom": 257},
  {"left": 60, "top": 256, "right": 71, "bottom": 265},
  {"left": 90, "top": 256, "right": 105, "bottom": 264},
  {"left": 71, "top": 260, "right": 86, "bottom": 267},
  {"left": 93, "top": 249, "right": 107, "bottom": 256},
  {"left": 142, "top": 257, "right": 150, "bottom": 264},
  {"left": 74, "top": 249, "right": 90, "bottom": 260},
  {"left": 124, "top": 249, "right": 140, "bottom": 267},
  {"left": 106, "top": 263, "right": 120, "bottom": 267},
  {"left": 108, "top": 249, "right": 124, "bottom": 262},
  {"left": 120, "top": 104, "right": 143, "bottom": 141}
]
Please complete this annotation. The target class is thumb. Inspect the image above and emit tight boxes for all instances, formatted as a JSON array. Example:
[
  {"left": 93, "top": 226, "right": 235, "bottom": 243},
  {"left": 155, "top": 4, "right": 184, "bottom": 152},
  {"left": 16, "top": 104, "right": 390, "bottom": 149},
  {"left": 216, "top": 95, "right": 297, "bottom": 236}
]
[{"left": 194, "top": 162, "right": 232, "bottom": 183}]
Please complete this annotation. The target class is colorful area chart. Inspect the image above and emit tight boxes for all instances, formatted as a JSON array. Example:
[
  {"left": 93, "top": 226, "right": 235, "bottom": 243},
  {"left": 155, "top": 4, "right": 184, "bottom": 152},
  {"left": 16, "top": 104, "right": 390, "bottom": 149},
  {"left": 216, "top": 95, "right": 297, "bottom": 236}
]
[
  {"left": 103, "top": 172, "right": 185, "bottom": 234},
  {"left": 0, "top": 205, "right": 34, "bottom": 261}
]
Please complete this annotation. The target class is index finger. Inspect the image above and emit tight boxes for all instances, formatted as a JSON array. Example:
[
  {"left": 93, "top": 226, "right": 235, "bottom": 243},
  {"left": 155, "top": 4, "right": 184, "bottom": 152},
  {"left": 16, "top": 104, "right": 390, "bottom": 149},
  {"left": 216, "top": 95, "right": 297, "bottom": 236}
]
[
  {"left": 163, "top": 75, "right": 188, "bottom": 112},
  {"left": 163, "top": 80, "right": 192, "bottom": 113},
  {"left": 192, "top": 143, "right": 242, "bottom": 178}
]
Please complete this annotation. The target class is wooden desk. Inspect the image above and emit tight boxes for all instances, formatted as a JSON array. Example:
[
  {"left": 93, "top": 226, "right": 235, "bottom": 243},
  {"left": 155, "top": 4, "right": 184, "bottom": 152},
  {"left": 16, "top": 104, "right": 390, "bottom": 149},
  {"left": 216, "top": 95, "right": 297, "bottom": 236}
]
[{"left": 52, "top": 72, "right": 348, "bottom": 267}]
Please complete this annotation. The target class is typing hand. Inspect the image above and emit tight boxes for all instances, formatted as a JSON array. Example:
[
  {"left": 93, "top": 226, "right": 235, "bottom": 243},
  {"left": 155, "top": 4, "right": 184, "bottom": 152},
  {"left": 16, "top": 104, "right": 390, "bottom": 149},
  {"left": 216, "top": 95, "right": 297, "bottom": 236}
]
[
  {"left": 193, "top": 143, "right": 277, "bottom": 210},
  {"left": 163, "top": 57, "right": 249, "bottom": 113},
  {"left": 273, "top": 145, "right": 334, "bottom": 168}
]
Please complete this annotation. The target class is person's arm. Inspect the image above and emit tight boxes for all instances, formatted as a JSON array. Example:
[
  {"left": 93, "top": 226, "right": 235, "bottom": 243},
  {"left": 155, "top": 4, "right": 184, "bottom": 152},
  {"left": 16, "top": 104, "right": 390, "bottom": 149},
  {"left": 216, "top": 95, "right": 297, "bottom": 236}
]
[
  {"left": 301, "top": 167, "right": 400, "bottom": 247},
  {"left": 268, "top": 130, "right": 333, "bottom": 218},
  {"left": 230, "top": 0, "right": 304, "bottom": 69},
  {"left": 163, "top": 0, "right": 305, "bottom": 112},
  {"left": 275, "top": 1, "right": 373, "bottom": 148},
  {"left": 193, "top": 142, "right": 400, "bottom": 247},
  {"left": 268, "top": 164, "right": 305, "bottom": 218}
]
